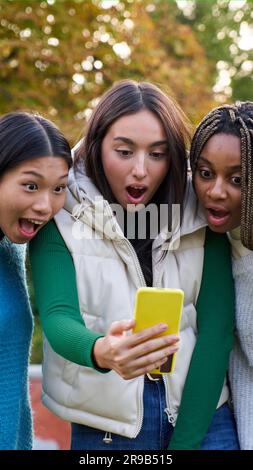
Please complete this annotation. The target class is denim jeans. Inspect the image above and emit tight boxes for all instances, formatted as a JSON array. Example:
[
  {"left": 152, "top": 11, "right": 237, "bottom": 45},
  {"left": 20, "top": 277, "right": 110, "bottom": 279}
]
[
  {"left": 71, "top": 378, "right": 239, "bottom": 450},
  {"left": 200, "top": 401, "right": 239, "bottom": 450}
]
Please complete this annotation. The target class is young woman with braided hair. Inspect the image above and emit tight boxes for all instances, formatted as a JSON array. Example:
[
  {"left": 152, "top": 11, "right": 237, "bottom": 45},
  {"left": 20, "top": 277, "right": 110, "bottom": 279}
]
[
  {"left": 190, "top": 101, "right": 253, "bottom": 249},
  {"left": 181, "top": 101, "right": 253, "bottom": 450}
]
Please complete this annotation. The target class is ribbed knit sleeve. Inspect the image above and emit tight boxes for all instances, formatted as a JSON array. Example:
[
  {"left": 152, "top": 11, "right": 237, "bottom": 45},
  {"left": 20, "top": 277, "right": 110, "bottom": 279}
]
[
  {"left": 168, "top": 229, "right": 235, "bottom": 450},
  {"left": 231, "top": 254, "right": 253, "bottom": 364},
  {"left": 229, "top": 252, "right": 253, "bottom": 449},
  {"left": 29, "top": 220, "right": 107, "bottom": 370}
]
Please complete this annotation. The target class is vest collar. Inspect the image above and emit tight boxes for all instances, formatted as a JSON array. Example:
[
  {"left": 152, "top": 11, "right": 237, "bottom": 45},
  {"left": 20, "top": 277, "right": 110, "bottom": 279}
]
[{"left": 64, "top": 165, "right": 207, "bottom": 246}]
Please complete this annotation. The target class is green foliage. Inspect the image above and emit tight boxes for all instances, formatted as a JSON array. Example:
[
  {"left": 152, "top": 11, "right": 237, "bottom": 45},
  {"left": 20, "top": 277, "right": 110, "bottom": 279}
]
[
  {"left": 0, "top": 0, "right": 215, "bottom": 142},
  {"left": 30, "top": 315, "right": 43, "bottom": 364},
  {"left": 233, "top": 75, "right": 253, "bottom": 101},
  {"left": 176, "top": 0, "right": 253, "bottom": 102},
  {"left": 1, "top": 0, "right": 252, "bottom": 138}
]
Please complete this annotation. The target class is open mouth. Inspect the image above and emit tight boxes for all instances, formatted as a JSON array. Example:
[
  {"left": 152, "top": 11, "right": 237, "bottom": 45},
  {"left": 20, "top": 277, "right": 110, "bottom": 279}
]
[
  {"left": 208, "top": 208, "right": 229, "bottom": 218},
  {"left": 206, "top": 208, "right": 230, "bottom": 226},
  {"left": 18, "top": 218, "right": 45, "bottom": 238},
  {"left": 126, "top": 185, "right": 147, "bottom": 204}
]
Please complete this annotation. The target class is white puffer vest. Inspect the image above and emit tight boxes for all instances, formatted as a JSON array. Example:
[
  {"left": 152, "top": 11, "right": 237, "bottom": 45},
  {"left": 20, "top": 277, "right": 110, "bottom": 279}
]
[{"left": 42, "top": 166, "right": 229, "bottom": 438}]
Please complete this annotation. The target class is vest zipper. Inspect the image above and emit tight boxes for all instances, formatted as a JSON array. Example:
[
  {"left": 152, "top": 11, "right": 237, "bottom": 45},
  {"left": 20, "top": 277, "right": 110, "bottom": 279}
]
[
  {"left": 132, "top": 379, "right": 145, "bottom": 438},
  {"left": 103, "top": 431, "right": 112, "bottom": 444},
  {"left": 122, "top": 238, "right": 147, "bottom": 287},
  {"left": 154, "top": 252, "right": 175, "bottom": 426},
  {"left": 122, "top": 239, "right": 146, "bottom": 437},
  {"left": 163, "top": 376, "right": 176, "bottom": 426}
]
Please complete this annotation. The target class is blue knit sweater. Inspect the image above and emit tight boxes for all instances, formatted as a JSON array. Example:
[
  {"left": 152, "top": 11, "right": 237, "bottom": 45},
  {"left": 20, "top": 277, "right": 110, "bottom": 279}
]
[{"left": 0, "top": 237, "right": 33, "bottom": 450}]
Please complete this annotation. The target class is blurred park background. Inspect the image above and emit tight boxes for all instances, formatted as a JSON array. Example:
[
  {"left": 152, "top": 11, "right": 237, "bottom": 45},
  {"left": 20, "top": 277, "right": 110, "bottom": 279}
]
[{"left": 1, "top": 0, "right": 253, "bottom": 364}]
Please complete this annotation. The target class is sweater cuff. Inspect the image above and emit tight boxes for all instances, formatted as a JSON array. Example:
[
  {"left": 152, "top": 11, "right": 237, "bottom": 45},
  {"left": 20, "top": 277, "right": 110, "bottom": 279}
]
[{"left": 87, "top": 332, "right": 110, "bottom": 374}]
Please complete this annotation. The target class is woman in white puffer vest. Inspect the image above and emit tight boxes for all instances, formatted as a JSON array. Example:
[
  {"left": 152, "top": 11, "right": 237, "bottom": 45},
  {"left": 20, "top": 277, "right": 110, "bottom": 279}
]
[
  {"left": 30, "top": 80, "right": 239, "bottom": 450},
  {"left": 189, "top": 101, "right": 253, "bottom": 450}
]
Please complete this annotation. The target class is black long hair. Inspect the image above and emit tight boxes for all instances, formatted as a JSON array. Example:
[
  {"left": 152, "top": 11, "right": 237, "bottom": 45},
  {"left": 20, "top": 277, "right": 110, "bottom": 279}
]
[{"left": 0, "top": 111, "right": 72, "bottom": 175}]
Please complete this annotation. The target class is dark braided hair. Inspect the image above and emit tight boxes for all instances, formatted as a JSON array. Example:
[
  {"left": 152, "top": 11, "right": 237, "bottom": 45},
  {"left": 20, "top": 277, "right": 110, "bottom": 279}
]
[{"left": 190, "top": 102, "right": 253, "bottom": 250}]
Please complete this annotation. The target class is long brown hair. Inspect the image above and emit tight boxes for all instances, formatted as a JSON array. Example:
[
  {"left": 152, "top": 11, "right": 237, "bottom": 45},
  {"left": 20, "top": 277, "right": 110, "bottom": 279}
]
[{"left": 75, "top": 80, "right": 191, "bottom": 213}]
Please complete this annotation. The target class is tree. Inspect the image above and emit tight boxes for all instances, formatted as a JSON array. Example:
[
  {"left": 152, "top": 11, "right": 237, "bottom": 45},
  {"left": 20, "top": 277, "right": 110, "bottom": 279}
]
[
  {"left": 2, "top": 0, "right": 251, "bottom": 140},
  {"left": 0, "top": 0, "right": 214, "bottom": 141},
  {"left": 175, "top": 0, "right": 253, "bottom": 102}
]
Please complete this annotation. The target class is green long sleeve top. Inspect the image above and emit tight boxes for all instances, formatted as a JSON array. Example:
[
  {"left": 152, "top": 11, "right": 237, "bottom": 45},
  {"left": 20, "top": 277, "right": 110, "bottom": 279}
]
[
  {"left": 30, "top": 220, "right": 103, "bottom": 369},
  {"left": 168, "top": 226, "right": 235, "bottom": 449},
  {"left": 29, "top": 220, "right": 235, "bottom": 449}
]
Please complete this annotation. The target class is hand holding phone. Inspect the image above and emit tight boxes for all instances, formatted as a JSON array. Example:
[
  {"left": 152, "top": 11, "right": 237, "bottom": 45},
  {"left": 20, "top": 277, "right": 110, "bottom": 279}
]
[{"left": 133, "top": 287, "right": 184, "bottom": 374}]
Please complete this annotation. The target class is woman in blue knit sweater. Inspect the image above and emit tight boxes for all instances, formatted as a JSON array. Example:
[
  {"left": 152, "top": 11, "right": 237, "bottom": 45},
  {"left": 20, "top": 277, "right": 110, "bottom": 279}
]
[{"left": 0, "top": 112, "right": 72, "bottom": 449}]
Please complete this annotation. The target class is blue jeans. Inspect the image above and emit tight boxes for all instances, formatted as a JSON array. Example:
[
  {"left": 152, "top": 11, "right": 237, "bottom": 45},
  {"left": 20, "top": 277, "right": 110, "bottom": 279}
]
[
  {"left": 71, "top": 378, "right": 239, "bottom": 450},
  {"left": 201, "top": 401, "right": 239, "bottom": 450}
]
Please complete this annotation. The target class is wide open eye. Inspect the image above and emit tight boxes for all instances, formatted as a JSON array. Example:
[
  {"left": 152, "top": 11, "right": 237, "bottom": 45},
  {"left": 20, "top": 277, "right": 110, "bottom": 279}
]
[
  {"left": 198, "top": 168, "right": 213, "bottom": 179},
  {"left": 54, "top": 185, "right": 67, "bottom": 194},
  {"left": 24, "top": 183, "right": 38, "bottom": 192},
  {"left": 231, "top": 175, "right": 241, "bottom": 186}
]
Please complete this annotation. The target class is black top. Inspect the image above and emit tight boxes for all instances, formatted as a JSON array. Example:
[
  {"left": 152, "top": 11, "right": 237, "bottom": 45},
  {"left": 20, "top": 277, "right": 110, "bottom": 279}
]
[{"left": 123, "top": 210, "right": 154, "bottom": 287}]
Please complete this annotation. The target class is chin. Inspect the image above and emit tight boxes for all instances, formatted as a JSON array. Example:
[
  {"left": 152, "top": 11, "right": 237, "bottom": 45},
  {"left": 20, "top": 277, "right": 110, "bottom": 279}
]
[
  {"left": 208, "top": 224, "right": 227, "bottom": 234},
  {"left": 10, "top": 238, "right": 26, "bottom": 244},
  {"left": 8, "top": 233, "right": 28, "bottom": 244}
]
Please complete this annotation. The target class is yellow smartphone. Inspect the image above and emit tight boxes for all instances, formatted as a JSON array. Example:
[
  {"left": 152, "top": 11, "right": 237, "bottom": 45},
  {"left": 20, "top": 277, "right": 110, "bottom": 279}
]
[{"left": 133, "top": 287, "right": 184, "bottom": 374}]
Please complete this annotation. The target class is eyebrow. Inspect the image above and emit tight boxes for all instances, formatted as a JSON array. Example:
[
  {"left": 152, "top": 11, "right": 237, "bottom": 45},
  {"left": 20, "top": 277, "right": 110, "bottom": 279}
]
[
  {"left": 113, "top": 137, "right": 168, "bottom": 147},
  {"left": 198, "top": 156, "right": 241, "bottom": 172},
  {"left": 21, "top": 171, "right": 68, "bottom": 179}
]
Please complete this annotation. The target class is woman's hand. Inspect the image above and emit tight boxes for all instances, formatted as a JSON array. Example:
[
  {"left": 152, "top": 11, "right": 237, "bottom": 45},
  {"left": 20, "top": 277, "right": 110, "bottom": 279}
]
[{"left": 93, "top": 319, "right": 180, "bottom": 379}]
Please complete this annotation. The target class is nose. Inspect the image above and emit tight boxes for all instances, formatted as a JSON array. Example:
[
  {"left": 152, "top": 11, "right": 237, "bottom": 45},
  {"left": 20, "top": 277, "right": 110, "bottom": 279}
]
[
  {"left": 207, "top": 177, "right": 227, "bottom": 200},
  {"left": 32, "top": 192, "right": 53, "bottom": 217},
  {"left": 131, "top": 154, "right": 147, "bottom": 180}
]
